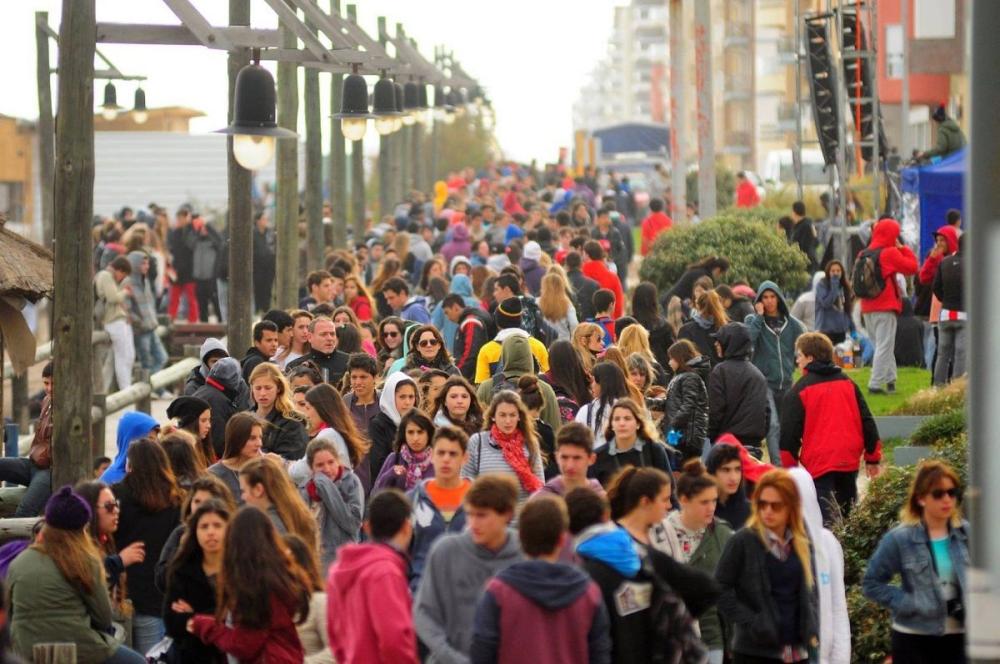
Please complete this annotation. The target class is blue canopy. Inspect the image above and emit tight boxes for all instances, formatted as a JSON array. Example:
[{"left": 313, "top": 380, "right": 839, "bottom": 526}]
[
  {"left": 591, "top": 122, "right": 670, "bottom": 157},
  {"left": 901, "top": 148, "right": 965, "bottom": 258}
]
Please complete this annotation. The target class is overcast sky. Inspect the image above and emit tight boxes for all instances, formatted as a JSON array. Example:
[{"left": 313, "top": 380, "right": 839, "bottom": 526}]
[{"left": 2, "top": 0, "right": 622, "bottom": 164}]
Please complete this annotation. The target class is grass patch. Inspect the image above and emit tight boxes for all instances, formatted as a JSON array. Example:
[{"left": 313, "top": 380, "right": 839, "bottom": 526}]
[{"left": 843, "top": 367, "right": 931, "bottom": 416}]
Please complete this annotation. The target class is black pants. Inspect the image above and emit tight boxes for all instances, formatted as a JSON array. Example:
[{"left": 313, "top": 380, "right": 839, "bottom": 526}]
[
  {"left": 891, "top": 630, "right": 966, "bottom": 664},
  {"left": 826, "top": 331, "right": 847, "bottom": 345},
  {"left": 814, "top": 471, "right": 858, "bottom": 526},
  {"left": 195, "top": 278, "right": 220, "bottom": 322},
  {"left": 734, "top": 655, "right": 806, "bottom": 664}
]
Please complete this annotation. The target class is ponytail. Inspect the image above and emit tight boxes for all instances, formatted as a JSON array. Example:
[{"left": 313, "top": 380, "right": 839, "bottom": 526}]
[
  {"left": 606, "top": 466, "right": 671, "bottom": 520},
  {"left": 696, "top": 290, "right": 729, "bottom": 326}
]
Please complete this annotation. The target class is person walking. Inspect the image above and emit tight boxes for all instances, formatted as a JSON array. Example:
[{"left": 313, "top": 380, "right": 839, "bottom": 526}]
[
  {"left": 932, "top": 233, "right": 966, "bottom": 385},
  {"left": 863, "top": 460, "right": 968, "bottom": 664},
  {"left": 249, "top": 363, "right": 309, "bottom": 461},
  {"left": 640, "top": 197, "right": 672, "bottom": 256},
  {"left": 252, "top": 211, "right": 276, "bottom": 314},
  {"left": 94, "top": 255, "right": 136, "bottom": 392},
  {"left": 663, "top": 340, "right": 711, "bottom": 464},
  {"left": 299, "top": 438, "right": 364, "bottom": 569},
  {"left": 706, "top": 323, "right": 770, "bottom": 457},
  {"left": 167, "top": 205, "right": 200, "bottom": 322},
  {"left": 856, "top": 217, "right": 918, "bottom": 394},
  {"left": 814, "top": 260, "right": 854, "bottom": 345},
  {"left": 192, "top": 357, "right": 252, "bottom": 458},
  {"left": 127, "top": 251, "right": 167, "bottom": 378}
]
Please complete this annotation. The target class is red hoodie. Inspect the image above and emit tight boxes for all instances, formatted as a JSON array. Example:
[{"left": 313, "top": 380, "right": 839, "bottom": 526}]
[
  {"left": 326, "top": 542, "right": 419, "bottom": 664},
  {"left": 859, "top": 218, "right": 919, "bottom": 314},
  {"left": 640, "top": 211, "right": 672, "bottom": 255},
  {"left": 918, "top": 225, "right": 959, "bottom": 285},
  {"left": 735, "top": 180, "right": 760, "bottom": 208},
  {"left": 190, "top": 595, "right": 304, "bottom": 664},
  {"left": 581, "top": 260, "right": 624, "bottom": 318}
]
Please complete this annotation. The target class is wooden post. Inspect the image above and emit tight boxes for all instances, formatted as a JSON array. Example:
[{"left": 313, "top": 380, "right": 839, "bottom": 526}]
[
  {"left": 275, "top": 7, "right": 300, "bottom": 309},
  {"left": 12, "top": 373, "right": 29, "bottom": 430},
  {"left": 227, "top": 0, "right": 253, "bottom": 357},
  {"left": 52, "top": 0, "right": 95, "bottom": 487},
  {"left": 399, "top": 124, "right": 411, "bottom": 202},
  {"left": 304, "top": 19, "right": 324, "bottom": 267},
  {"left": 135, "top": 369, "right": 151, "bottom": 414},
  {"left": 346, "top": 5, "right": 365, "bottom": 239},
  {"left": 35, "top": 12, "right": 55, "bottom": 250},
  {"left": 668, "top": 0, "right": 687, "bottom": 223},
  {"left": 328, "top": 0, "right": 347, "bottom": 250},
  {"left": 376, "top": 17, "right": 395, "bottom": 216},
  {"left": 412, "top": 114, "right": 424, "bottom": 195},
  {"left": 90, "top": 393, "right": 105, "bottom": 459}
]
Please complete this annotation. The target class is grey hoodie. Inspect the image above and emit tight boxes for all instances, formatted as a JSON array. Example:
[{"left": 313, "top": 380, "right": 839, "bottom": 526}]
[
  {"left": 414, "top": 529, "right": 523, "bottom": 664},
  {"left": 127, "top": 251, "right": 158, "bottom": 332},
  {"left": 299, "top": 469, "right": 364, "bottom": 571}
]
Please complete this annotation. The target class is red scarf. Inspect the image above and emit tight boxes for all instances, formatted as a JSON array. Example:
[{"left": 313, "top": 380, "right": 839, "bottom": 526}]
[{"left": 490, "top": 424, "right": 541, "bottom": 493}]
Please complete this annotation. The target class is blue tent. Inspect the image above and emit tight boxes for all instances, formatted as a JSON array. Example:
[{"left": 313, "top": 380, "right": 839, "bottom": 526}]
[{"left": 901, "top": 148, "right": 965, "bottom": 258}]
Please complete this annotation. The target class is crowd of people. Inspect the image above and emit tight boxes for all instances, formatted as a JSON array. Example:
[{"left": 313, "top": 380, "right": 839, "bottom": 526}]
[{"left": 0, "top": 163, "right": 969, "bottom": 664}]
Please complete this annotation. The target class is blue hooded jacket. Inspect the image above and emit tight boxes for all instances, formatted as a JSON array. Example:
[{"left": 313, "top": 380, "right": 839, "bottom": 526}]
[
  {"left": 431, "top": 274, "right": 482, "bottom": 355},
  {"left": 575, "top": 522, "right": 641, "bottom": 578},
  {"left": 100, "top": 411, "right": 160, "bottom": 484}
]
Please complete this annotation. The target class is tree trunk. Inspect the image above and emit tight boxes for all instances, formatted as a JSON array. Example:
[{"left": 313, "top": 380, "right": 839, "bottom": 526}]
[
  {"left": 304, "top": 20, "right": 324, "bottom": 267},
  {"left": 275, "top": 13, "right": 299, "bottom": 309}
]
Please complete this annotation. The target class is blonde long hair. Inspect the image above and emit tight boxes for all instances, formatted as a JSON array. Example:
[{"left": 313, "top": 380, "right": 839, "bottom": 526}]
[
  {"left": 538, "top": 273, "right": 572, "bottom": 321},
  {"left": 34, "top": 526, "right": 104, "bottom": 594},
  {"left": 618, "top": 325, "right": 655, "bottom": 364},
  {"left": 249, "top": 363, "right": 302, "bottom": 422},
  {"left": 748, "top": 469, "right": 814, "bottom": 588},
  {"left": 572, "top": 322, "right": 603, "bottom": 372}
]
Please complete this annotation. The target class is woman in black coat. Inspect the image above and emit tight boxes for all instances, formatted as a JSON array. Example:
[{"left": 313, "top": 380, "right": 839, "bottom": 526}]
[
  {"left": 247, "top": 363, "right": 308, "bottom": 460},
  {"left": 163, "top": 501, "right": 231, "bottom": 664},
  {"left": 664, "top": 340, "right": 710, "bottom": 463},
  {"left": 631, "top": 282, "right": 676, "bottom": 370}
]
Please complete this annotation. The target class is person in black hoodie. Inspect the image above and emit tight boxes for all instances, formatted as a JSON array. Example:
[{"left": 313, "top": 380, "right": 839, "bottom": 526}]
[
  {"left": 183, "top": 338, "right": 229, "bottom": 396},
  {"left": 192, "top": 357, "right": 251, "bottom": 458},
  {"left": 162, "top": 501, "right": 230, "bottom": 664},
  {"left": 564, "top": 251, "right": 600, "bottom": 321},
  {"left": 663, "top": 340, "right": 710, "bottom": 462},
  {"left": 707, "top": 323, "right": 770, "bottom": 458},
  {"left": 789, "top": 201, "right": 818, "bottom": 273},
  {"left": 240, "top": 320, "right": 279, "bottom": 382},
  {"left": 706, "top": 441, "right": 752, "bottom": 529},
  {"left": 932, "top": 232, "right": 966, "bottom": 385}
]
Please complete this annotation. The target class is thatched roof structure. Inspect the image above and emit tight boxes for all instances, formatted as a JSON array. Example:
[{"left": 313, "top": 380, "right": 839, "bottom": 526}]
[{"left": 0, "top": 214, "right": 53, "bottom": 302}]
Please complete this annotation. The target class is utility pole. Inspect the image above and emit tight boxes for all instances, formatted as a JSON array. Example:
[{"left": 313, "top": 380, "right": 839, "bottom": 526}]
[
  {"left": 347, "top": 5, "right": 365, "bottom": 240},
  {"left": 412, "top": 113, "right": 424, "bottom": 195},
  {"left": 275, "top": 10, "right": 299, "bottom": 309},
  {"left": 967, "top": 2, "right": 1000, "bottom": 662},
  {"left": 328, "top": 0, "right": 347, "bottom": 249},
  {"left": 52, "top": 0, "right": 95, "bottom": 486},
  {"left": 668, "top": 0, "right": 687, "bottom": 222},
  {"left": 399, "top": 123, "right": 411, "bottom": 200},
  {"left": 430, "top": 48, "right": 441, "bottom": 186},
  {"left": 304, "top": 19, "right": 324, "bottom": 267},
  {"left": 899, "top": 0, "right": 911, "bottom": 158},
  {"left": 226, "top": 0, "right": 253, "bottom": 355},
  {"left": 693, "top": 0, "right": 717, "bottom": 219},
  {"left": 35, "top": 12, "right": 55, "bottom": 250}
]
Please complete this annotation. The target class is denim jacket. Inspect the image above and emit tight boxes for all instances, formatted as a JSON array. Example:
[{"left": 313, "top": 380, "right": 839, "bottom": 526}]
[{"left": 862, "top": 521, "right": 969, "bottom": 634}]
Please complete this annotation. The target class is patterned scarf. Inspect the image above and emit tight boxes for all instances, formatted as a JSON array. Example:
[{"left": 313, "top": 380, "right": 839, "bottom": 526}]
[
  {"left": 400, "top": 445, "right": 433, "bottom": 490},
  {"left": 490, "top": 424, "right": 542, "bottom": 493}
]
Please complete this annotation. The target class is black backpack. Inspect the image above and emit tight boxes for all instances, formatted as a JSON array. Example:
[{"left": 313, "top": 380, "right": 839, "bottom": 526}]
[
  {"left": 851, "top": 248, "right": 886, "bottom": 299},
  {"left": 520, "top": 297, "right": 554, "bottom": 346},
  {"left": 490, "top": 369, "right": 519, "bottom": 398}
]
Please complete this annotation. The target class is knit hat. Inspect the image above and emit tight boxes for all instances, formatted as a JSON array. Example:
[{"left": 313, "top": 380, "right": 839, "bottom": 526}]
[
  {"left": 494, "top": 297, "right": 523, "bottom": 329},
  {"left": 166, "top": 396, "right": 211, "bottom": 429},
  {"left": 44, "top": 486, "right": 92, "bottom": 531},
  {"left": 932, "top": 104, "right": 947, "bottom": 122},
  {"left": 523, "top": 241, "right": 542, "bottom": 262}
]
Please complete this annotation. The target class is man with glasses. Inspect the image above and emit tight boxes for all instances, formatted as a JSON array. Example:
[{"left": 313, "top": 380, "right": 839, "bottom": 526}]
[
  {"left": 286, "top": 316, "right": 350, "bottom": 387},
  {"left": 780, "top": 332, "right": 882, "bottom": 525}
]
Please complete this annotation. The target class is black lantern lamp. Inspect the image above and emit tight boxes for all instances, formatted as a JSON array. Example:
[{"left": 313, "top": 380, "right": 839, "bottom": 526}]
[
  {"left": 393, "top": 81, "right": 406, "bottom": 133},
  {"left": 372, "top": 74, "right": 401, "bottom": 136},
  {"left": 215, "top": 51, "right": 298, "bottom": 171},
  {"left": 132, "top": 87, "right": 148, "bottom": 124},
  {"left": 333, "top": 66, "right": 375, "bottom": 142},
  {"left": 402, "top": 81, "right": 419, "bottom": 126},
  {"left": 101, "top": 82, "right": 123, "bottom": 121}
]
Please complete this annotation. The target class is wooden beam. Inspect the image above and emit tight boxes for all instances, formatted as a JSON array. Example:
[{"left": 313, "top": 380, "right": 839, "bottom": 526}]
[
  {"left": 259, "top": 0, "right": 333, "bottom": 63},
  {"left": 52, "top": 0, "right": 95, "bottom": 488},
  {"left": 227, "top": 0, "right": 254, "bottom": 354},
  {"left": 288, "top": 0, "right": 397, "bottom": 69},
  {"left": 161, "top": 0, "right": 233, "bottom": 49},
  {"left": 275, "top": 9, "right": 300, "bottom": 309},
  {"left": 96, "top": 23, "right": 280, "bottom": 48}
]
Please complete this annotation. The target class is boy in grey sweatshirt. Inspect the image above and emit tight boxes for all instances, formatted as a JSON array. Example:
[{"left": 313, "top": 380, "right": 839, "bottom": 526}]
[{"left": 413, "top": 475, "right": 523, "bottom": 664}]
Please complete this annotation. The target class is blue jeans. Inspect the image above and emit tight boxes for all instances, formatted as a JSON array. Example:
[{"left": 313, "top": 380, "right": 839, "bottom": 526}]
[
  {"left": 104, "top": 645, "right": 146, "bottom": 664},
  {"left": 134, "top": 329, "right": 167, "bottom": 374},
  {"left": 765, "top": 387, "right": 784, "bottom": 467},
  {"left": 0, "top": 457, "right": 51, "bottom": 517},
  {"left": 131, "top": 613, "right": 165, "bottom": 657}
]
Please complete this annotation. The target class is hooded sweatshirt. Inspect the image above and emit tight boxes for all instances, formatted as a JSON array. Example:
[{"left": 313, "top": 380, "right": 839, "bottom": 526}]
[
  {"left": 858, "top": 218, "right": 918, "bottom": 314},
  {"left": 432, "top": 274, "right": 483, "bottom": 355},
  {"left": 300, "top": 469, "right": 364, "bottom": 570},
  {"left": 192, "top": 357, "right": 252, "bottom": 457},
  {"left": 707, "top": 324, "right": 770, "bottom": 444},
  {"left": 184, "top": 338, "right": 229, "bottom": 396},
  {"left": 474, "top": 327, "right": 550, "bottom": 384},
  {"left": 471, "top": 560, "right": 611, "bottom": 664},
  {"left": 100, "top": 411, "right": 160, "bottom": 484},
  {"left": 744, "top": 281, "right": 806, "bottom": 392},
  {"left": 126, "top": 251, "right": 158, "bottom": 332},
  {"left": 441, "top": 224, "right": 473, "bottom": 265},
  {"left": 367, "top": 373, "right": 417, "bottom": 485},
  {"left": 326, "top": 542, "right": 419, "bottom": 664},
  {"left": 414, "top": 530, "right": 523, "bottom": 664},
  {"left": 918, "top": 225, "right": 959, "bottom": 285},
  {"left": 789, "top": 468, "right": 851, "bottom": 664},
  {"left": 475, "top": 335, "right": 561, "bottom": 430},
  {"left": 790, "top": 271, "right": 825, "bottom": 331}
]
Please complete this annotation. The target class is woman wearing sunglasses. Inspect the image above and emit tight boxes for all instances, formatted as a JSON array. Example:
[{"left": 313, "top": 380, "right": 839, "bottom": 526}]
[
  {"left": 376, "top": 316, "right": 406, "bottom": 372},
  {"left": 863, "top": 460, "right": 968, "bottom": 664},
  {"left": 401, "top": 325, "right": 460, "bottom": 376},
  {"left": 715, "top": 468, "right": 819, "bottom": 664}
]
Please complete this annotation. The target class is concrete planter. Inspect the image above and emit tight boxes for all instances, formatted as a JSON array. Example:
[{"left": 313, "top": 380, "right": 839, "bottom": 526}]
[
  {"left": 894, "top": 446, "right": 935, "bottom": 466},
  {"left": 874, "top": 415, "right": 931, "bottom": 440}
]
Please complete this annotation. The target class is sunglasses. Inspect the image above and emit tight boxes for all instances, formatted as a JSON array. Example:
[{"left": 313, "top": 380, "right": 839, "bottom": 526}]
[
  {"left": 101, "top": 500, "right": 121, "bottom": 513},
  {"left": 929, "top": 487, "right": 961, "bottom": 500},
  {"left": 418, "top": 339, "right": 440, "bottom": 348},
  {"left": 384, "top": 331, "right": 400, "bottom": 338},
  {"left": 756, "top": 499, "right": 786, "bottom": 512}
]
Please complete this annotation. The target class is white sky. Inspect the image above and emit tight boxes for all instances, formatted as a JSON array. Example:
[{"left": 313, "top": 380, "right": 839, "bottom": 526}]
[{"left": 1, "top": 0, "right": 623, "bottom": 164}]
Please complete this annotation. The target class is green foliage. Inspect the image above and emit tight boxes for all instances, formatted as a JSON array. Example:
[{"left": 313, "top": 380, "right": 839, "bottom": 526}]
[
  {"left": 836, "top": 436, "right": 968, "bottom": 663},
  {"left": 892, "top": 376, "right": 967, "bottom": 415},
  {"left": 757, "top": 184, "right": 828, "bottom": 220},
  {"left": 429, "top": 113, "right": 498, "bottom": 182},
  {"left": 638, "top": 212, "right": 810, "bottom": 294},
  {"left": 910, "top": 409, "right": 966, "bottom": 446},
  {"left": 685, "top": 164, "right": 737, "bottom": 212}
]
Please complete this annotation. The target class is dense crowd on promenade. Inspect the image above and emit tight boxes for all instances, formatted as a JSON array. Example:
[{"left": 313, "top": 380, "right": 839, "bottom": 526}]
[{"left": 0, "top": 161, "right": 969, "bottom": 664}]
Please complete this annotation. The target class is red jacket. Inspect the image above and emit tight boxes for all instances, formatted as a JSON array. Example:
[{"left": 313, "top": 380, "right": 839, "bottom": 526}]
[
  {"left": 350, "top": 295, "right": 373, "bottom": 322},
  {"left": 640, "top": 211, "right": 673, "bottom": 255},
  {"left": 735, "top": 180, "right": 760, "bottom": 208},
  {"left": 779, "top": 361, "right": 881, "bottom": 477},
  {"left": 326, "top": 542, "right": 419, "bottom": 664},
  {"left": 190, "top": 595, "right": 304, "bottom": 664},
  {"left": 917, "top": 225, "right": 959, "bottom": 285},
  {"left": 859, "top": 218, "right": 919, "bottom": 314},
  {"left": 581, "top": 260, "right": 624, "bottom": 318}
]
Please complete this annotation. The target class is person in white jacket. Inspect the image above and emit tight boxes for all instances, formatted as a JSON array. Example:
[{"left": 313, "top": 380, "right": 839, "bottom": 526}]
[{"left": 789, "top": 467, "right": 851, "bottom": 664}]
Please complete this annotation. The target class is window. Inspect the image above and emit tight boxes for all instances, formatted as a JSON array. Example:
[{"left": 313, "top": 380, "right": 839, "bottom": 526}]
[
  {"left": 886, "top": 24, "right": 904, "bottom": 79},
  {"left": 914, "top": 0, "right": 955, "bottom": 39},
  {"left": 0, "top": 182, "right": 24, "bottom": 220}
]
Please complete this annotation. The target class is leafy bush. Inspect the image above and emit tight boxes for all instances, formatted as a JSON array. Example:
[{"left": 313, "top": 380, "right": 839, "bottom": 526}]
[
  {"left": 910, "top": 409, "right": 966, "bottom": 446},
  {"left": 891, "top": 376, "right": 966, "bottom": 415},
  {"left": 639, "top": 213, "right": 811, "bottom": 295},
  {"left": 836, "top": 436, "right": 968, "bottom": 662},
  {"left": 685, "top": 165, "right": 737, "bottom": 212}
]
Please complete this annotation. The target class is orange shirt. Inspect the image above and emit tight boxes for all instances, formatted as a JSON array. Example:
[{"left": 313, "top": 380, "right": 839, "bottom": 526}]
[{"left": 425, "top": 479, "right": 471, "bottom": 523}]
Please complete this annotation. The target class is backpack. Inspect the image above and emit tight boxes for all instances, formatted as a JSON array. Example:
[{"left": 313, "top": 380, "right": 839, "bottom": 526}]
[
  {"left": 490, "top": 369, "right": 519, "bottom": 399},
  {"left": 851, "top": 248, "right": 886, "bottom": 299},
  {"left": 520, "top": 297, "right": 554, "bottom": 346}
]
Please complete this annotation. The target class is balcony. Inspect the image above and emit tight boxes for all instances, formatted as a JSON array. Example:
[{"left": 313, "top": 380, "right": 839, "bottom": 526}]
[
  {"left": 776, "top": 101, "right": 799, "bottom": 131},
  {"left": 724, "top": 22, "right": 752, "bottom": 48}
]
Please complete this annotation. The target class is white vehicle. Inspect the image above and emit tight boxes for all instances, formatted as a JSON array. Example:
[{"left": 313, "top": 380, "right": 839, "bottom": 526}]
[{"left": 762, "top": 149, "right": 830, "bottom": 189}]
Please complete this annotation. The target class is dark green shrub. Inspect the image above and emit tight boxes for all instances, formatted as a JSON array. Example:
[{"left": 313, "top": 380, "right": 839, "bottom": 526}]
[
  {"left": 910, "top": 409, "right": 966, "bottom": 446},
  {"left": 847, "top": 586, "right": 891, "bottom": 664},
  {"left": 638, "top": 213, "right": 810, "bottom": 295}
]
